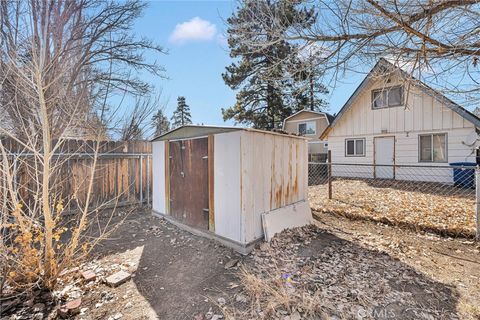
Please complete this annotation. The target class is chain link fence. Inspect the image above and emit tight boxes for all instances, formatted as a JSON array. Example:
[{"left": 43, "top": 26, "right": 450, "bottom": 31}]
[{"left": 308, "top": 161, "right": 479, "bottom": 238}]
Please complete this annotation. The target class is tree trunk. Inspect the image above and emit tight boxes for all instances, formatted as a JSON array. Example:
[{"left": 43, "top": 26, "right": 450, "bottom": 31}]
[
  {"left": 309, "top": 67, "right": 314, "bottom": 111},
  {"left": 267, "top": 83, "right": 275, "bottom": 130}
]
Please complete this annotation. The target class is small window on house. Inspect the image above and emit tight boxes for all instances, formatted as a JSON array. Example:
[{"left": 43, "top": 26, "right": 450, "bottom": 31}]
[
  {"left": 345, "top": 138, "right": 365, "bottom": 156},
  {"left": 372, "top": 86, "right": 403, "bottom": 109},
  {"left": 298, "top": 121, "right": 316, "bottom": 135},
  {"left": 419, "top": 133, "right": 447, "bottom": 162}
]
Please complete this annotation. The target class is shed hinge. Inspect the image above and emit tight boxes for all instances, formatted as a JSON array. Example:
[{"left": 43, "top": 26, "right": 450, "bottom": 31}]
[
  {"left": 202, "top": 156, "right": 208, "bottom": 160},
  {"left": 202, "top": 208, "right": 209, "bottom": 213}
]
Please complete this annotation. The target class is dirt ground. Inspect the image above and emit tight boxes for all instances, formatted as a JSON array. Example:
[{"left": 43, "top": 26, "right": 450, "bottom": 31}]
[
  {"left": 311, "top": 211, "right": 480, "bottom": 319},
  {"left": 222, "top": 212, "right": 480, "bottom": 319},
  {"left": 57, "top": 208, "right": 479, "bottom": 320},
  {"left": 11, "top": 208, "right": 476, "bottom": 319},
  {"left": 309, "top": 179, "right": 476, "bottom": 237},
  {"left": 78, "top": 210, "right": 244, "bottom": 320}
]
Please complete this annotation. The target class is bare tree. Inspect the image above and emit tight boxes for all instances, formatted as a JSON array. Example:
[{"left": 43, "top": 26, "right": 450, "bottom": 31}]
[
  {"left": 118, "top": 94, "right": 161, "bottom": 140},
  {"left": 0, "top": 0, "right": 166, "bottom": 139},
  {"left": 234, "top": 0, "right": 480, "bottom": 104},
  {"left": 0, "top": 0, "right": 164, "bottom": 293}
]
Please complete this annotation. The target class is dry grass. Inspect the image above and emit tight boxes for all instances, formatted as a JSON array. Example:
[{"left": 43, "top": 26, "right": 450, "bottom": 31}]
[
  {"left": 234, "top": 266, "right": 322, "bottom": 319},
  {"left": 223, "top": 225, "right": 462, "bottom": 319},
  {"left": 308, "top": 179, "right": 476, "bottom": 237}
]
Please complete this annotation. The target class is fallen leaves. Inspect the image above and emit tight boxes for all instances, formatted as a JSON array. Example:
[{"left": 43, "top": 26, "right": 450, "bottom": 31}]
[
  {"left": 308, "top": 179, "right": 476, "bottom": 237},
  {"left": 225, "top": 225, "right": 461, "bottom": 319}
]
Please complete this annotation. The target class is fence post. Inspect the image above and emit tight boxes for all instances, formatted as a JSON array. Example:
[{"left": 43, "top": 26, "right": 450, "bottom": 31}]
[
  {"left": 327, "top": 150, "right": 332, "bottom": 200},
  {"left": 476, "top": 166, "right": 480, "bottom": 240},
  {"left": 139, "top": 155, "right": 143, "bottom": 203}
]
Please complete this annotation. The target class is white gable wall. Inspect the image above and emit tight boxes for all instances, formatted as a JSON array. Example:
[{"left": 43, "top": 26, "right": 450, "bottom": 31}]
[{"left": 328, "top": 73, "right": 477, "bottom": 183}]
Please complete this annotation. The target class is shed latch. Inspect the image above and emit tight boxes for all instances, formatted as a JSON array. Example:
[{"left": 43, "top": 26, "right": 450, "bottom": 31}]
[{"left": 202, "top": 156, "right": 208, "bottom": 160}]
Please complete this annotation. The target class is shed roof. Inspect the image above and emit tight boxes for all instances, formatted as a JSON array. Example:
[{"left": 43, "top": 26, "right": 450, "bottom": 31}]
[{"left": 151, "top": 125, "right": 307, "bottom": 141}]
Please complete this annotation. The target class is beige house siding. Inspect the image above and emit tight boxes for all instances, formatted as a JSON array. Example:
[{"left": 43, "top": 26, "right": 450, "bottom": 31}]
[{"left": 283, "top": 110, "right": 330, "bottom": 160}]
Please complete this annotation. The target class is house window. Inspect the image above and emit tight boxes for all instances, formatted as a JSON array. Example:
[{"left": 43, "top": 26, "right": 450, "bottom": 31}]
[
  {"left": 419, "top": 133, "right": 447, "bottom": 162},
  {"left": 298, "top": 121, "right": 316, "bottom": 135},
  {"left": 372, "top": 86, "right": 403, "bottom": 109},
  {"left": 345, "top": 138, "right": 365, "bottom": 156}
]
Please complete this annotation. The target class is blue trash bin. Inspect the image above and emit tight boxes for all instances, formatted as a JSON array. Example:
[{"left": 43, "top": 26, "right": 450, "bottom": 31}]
[{"left": 449, "top": 162, "right": 476, "bottom": 188}]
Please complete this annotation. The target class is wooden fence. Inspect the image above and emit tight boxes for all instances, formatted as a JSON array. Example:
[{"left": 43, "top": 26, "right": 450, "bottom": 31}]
[{"left": 1, "top": 139, "right": 152, "bottom": 210}]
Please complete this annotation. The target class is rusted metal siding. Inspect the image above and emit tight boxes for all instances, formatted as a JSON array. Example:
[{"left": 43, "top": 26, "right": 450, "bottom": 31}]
[
  {"left": 169, "top": 138, "right": 209, "bottom": 230},
  {"left": 240, "top": 131, "right": 308, "bottom": 243}
]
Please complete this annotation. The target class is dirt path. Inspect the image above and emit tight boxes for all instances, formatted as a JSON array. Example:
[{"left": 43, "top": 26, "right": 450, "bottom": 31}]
[{"left": 76, "top": 210, "right": 244, "bottom": 320}]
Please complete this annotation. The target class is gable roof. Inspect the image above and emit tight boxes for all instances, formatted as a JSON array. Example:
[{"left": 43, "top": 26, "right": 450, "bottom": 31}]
[
  {"left": 320, "top": 58, "right": 480, "bottom": 139},
  {"left": 283, "top": 109, "right": 335, "bottom": 128},
  {"left": 151, "top": 124, "right": 307, "bottom": 142}
]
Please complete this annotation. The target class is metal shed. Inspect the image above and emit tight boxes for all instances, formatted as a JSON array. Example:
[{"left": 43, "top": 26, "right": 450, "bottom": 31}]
[{"left": 151, "top": 125, "right": 312, "bottom": 253}]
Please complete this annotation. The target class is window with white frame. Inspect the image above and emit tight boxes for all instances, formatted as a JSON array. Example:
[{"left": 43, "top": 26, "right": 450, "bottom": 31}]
[
  {"left": 298, "top": 121, "right": 316, "bottom": 135},
  {"left": 345, "top": 138, "right": 365, "bottom": 156},
  {"left": 372, "top": 86, "right": 403, "bottom": 109},
  {"left": 419, "top": 133, "right": 447, "bottom": 162}
]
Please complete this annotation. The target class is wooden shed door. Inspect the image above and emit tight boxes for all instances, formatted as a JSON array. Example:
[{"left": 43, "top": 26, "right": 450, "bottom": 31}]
[{"left": 169, "top": 138, "right": 209, "bottom": 229}]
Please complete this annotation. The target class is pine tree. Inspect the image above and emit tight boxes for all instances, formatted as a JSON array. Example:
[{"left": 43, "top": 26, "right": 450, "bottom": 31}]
[
  {"left": 222, "top": 0, "right": 318, "bottom": 130},
  {"left": 291, "top": 54, "right": 329, "bottom": 112},
  {"left": 151, "top": 109, "right": 170, "bottom": 137},
  {"left": 171, "top": 96, "right": 192, "bottom": 128}
]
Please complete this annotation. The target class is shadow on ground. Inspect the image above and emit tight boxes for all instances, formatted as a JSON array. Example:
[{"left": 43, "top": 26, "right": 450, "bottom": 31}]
[
  {"left": 91, "top": 207, "right": 243, "bottom": 319},
  {"left": 91, "top": 208, "right": 460, "bottom": 319}
]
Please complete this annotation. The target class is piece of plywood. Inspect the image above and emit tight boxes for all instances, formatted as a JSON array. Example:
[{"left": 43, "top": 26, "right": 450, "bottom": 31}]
[{"left": 262, "top": 200, "right": 313, "bottom": 242}]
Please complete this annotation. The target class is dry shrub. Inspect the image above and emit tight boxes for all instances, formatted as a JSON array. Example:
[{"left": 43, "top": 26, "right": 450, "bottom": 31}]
[
  {"left": 0, "top": 143, "right": 126, "bottom": 293},
  {"left": 0, "top": 0, "right": 161, "bottom": 295},
  {"left": 224, "top": 266, "right": 323, "bottom": 319}
]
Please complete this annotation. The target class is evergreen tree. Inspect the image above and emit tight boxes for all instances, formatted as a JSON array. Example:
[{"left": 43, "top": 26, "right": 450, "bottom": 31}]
[
  {"left": 171, "top": 96, "right": 192, "bottom": 128},
  {"left": 291, "top": 51, "right": 329, "bottom": 112},
  {"left": 222, "top": 0, "right": 318, "bottom": 130},
  {"left": 151, "top": 109, "right": 170, "bottom": 137}
]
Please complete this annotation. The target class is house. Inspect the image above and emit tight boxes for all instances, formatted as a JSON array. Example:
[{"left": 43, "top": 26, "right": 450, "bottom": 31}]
[
  {"left": 320, "top": 58, "right": 480, "bottom": 183},
  {"left": 283, "top": 109, "right": 334, "bottom": 162},
  {"left": 151, "top": 125, "right": 312, "bottom": 253}
]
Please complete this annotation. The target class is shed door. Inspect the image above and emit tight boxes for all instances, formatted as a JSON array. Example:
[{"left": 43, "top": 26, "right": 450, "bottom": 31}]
[
  {"left": 375, "top": 137, "right": 395, "bottom": 179},
  {"left": 169, "top": 138, "right": 209, "bottom": 229}
]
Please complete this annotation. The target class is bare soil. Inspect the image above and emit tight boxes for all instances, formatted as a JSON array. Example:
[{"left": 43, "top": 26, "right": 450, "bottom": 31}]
[
  {"left": 6, "top": 208, "right": 477, "bottom": 319},
  {"left": 60, "top": 210, "right": 244, "bottom": 320}
]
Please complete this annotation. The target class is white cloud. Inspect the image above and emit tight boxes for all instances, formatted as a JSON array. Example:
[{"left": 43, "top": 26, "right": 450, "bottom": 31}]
[{"left": 169, "top": 17, "right": 217, "bottom": 44}]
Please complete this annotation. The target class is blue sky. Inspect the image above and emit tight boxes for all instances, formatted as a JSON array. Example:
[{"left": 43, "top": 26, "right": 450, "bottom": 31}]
[{"left": 134, "top": 0, "right": 366, "bottom": 128}]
